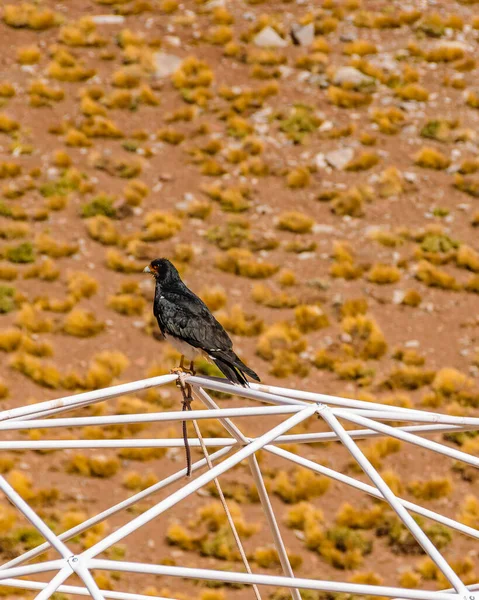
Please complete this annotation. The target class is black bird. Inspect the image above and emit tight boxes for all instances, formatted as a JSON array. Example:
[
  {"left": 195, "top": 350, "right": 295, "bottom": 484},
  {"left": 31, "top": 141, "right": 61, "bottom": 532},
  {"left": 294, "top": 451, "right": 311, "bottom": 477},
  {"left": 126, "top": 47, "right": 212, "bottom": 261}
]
[{"left": 144, "top": 258, "right": 260, "bottom": 386}]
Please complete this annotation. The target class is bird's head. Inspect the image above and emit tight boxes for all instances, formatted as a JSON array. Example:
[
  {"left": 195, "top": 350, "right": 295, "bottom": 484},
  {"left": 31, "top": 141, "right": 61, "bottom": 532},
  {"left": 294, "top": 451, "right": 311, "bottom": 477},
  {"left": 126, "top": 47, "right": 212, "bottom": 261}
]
[{"left": 143, "top": 258, "right": 180, "bottom": 285}]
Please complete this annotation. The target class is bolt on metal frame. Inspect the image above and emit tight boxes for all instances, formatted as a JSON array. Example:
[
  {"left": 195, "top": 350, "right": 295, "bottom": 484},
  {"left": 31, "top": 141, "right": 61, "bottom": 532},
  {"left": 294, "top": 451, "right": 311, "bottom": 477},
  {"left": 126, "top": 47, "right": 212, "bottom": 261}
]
[{"left": 0, "top": 373, "right": 478, "bottom": 600}]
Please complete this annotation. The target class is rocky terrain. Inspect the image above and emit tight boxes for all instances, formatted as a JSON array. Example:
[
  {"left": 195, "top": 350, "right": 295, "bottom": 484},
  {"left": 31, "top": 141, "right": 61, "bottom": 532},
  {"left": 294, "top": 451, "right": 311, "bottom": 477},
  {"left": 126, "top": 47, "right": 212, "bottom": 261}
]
[{"left": 0, "top": 0, "right": 479, "bottom": 598}]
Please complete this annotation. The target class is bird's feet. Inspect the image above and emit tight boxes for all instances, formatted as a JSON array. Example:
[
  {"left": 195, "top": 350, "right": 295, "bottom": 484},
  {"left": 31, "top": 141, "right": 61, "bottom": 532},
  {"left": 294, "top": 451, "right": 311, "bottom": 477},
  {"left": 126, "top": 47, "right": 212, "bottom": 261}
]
[
  {"left": 170, "top": 366, "right": 195, "bottom": 377},
  {"left": 170, "top": 360, "right": 195, "bottom": 377}
]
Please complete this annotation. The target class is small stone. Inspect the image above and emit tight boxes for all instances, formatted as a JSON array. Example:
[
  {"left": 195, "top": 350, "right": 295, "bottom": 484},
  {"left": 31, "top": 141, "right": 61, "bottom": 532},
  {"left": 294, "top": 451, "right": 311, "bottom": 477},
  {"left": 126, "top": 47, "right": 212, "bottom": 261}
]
[
  {"left": 393, "top": 290, "right": 405, "bottom": 305},
  {"left": 254, "top": 26, "right": 288, "bottom": 48},
  {"left": 290, "top": 22, "right": 315, "bottom": 46},
  {"left": 154, "top": 52, "right": 182, "bottom": 77},
  {"left": 333, "top": 66, "right": 374, "bottom": 89},
  {"left": 91, "top": 15, "right": 125, "bottom": 24},
  {"left": 404, "top": 171, "right": 417, "bottom": 183},
  {"left": 405, "top": 340, "right": 420, "bottom": 348},
  {"left": 315, "top": 153, "right": 327, "bottom": 169},
  {"left": 325, "top": 147, "right": 355, "bottom": 170}
]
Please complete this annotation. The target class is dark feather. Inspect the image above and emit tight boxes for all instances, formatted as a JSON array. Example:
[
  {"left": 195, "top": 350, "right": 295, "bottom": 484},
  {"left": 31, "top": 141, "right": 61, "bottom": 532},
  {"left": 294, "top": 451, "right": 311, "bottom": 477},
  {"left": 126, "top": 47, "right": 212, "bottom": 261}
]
[{"left": 150, "top": 259, "right": 260, "bottom": 386}]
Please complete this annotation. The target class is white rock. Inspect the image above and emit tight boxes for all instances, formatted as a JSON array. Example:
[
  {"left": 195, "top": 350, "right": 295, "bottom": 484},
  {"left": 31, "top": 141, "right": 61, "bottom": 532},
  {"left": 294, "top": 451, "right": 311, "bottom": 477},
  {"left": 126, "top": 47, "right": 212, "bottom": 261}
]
[
  {"left": 404, "top": 171, "right": 417, "bottom": 183},
  {"left": 165, "top": 35, "right": 181, "bottom": 47},
  {"left": 315, "top": 153, "right": 327, "bottom": 169},
  {"left": 393, "top": 290, "right": 405, "bottom": 304},
  {"left": 291, "top": 22, "right": 315, "bottom": 46},
  {"left": 154, "top": 52, "right": 182, "bottom": 77},
  {"left": 405, "top": 339, "right": 420, "bottom": 348},
  {"left": 325, "top": 147, "right": 354, "bottom": 170},
  {"left": 333, "top": 66, "right": 374, "bottom": 89},
  {"left": 91, "top": 15, "right": 125, "bottom": 24},
  {"left": 254, "top": 26, "right": 288, "bottom": 48},
  {"left": 431, "top": 40, "right": 469, "bottom": 52}
]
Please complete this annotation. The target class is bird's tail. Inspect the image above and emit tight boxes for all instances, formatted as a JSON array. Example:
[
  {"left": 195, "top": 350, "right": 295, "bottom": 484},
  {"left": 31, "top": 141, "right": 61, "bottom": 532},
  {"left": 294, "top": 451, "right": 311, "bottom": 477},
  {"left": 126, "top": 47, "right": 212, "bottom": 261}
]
[{"left": 209, "top": 350, "right": 260, "bottom": 387}]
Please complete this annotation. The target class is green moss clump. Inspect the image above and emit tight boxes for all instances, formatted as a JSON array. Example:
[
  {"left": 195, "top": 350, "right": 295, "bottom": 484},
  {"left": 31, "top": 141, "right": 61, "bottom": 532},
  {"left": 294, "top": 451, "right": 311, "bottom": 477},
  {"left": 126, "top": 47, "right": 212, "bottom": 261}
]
[
  {"left": 6, "top": 242, "right": 35, "bottom": 263},
  {"left": 81, "top": 195, "right": 116, "bottom": 218},
  {"left": 420, "top": 120, "right": 451, "bottom": 142},
  {"left": 0, "top": 285, "right": 16, "bottom": 313},
  {"left": 378, "top": 515, "right": 452, "bottom": 555},
  {"left": 279, "top": 105, "right": 322, "bottom": 144},
  {"left": 39, "top": 170, "right": 81, "bottom": 197}
]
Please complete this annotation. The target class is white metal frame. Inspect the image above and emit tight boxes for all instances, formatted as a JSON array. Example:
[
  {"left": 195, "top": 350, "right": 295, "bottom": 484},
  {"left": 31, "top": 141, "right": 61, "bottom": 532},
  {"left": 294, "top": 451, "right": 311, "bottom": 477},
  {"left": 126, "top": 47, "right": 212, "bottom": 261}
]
[{"left": 0, "top": 372, "right": 478, "bottom": 600}]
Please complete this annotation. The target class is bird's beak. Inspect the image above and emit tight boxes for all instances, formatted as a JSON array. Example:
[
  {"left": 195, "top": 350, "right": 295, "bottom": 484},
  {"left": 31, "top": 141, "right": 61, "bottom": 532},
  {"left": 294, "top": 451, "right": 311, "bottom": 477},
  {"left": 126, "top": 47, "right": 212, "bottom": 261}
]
[{"left": 143, "top": 265, "right": 151, "bottom": 274}]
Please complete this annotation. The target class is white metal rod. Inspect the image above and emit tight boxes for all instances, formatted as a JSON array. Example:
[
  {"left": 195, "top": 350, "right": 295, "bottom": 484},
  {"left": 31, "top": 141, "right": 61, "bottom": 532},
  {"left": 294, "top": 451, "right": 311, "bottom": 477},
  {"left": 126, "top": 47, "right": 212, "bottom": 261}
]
[
  {"left": 267, "top": 446, "right": 479, "bottom": 539},
  {"left": 187, "top": 376, "right": 309, "bottom": 407},
  {"left": 193, "top": 387, "right": 250, "bottom": 443},
  {"left": 0, "top": 561, "right": 65, "bottom": 581},
  {"left": 333, "top": 408, "right": 479, "bottom": 427},
  {"left": 248, "top": 454, "right": 301, "bottom": 600},
  {"left": 0, "top": 475, "right": 72, "bottom": 559},
  {"left": 0, "top": 374, "right": 178, "bottom": 422},
  {"left": 0, "top": 405, "right": 301, "bottom": 431},
  {"left": 74, "top": 561, "right": 106, "bottom": 600},
  {"left": 0, "top": 446, "right": 232, "bottom": 570},
  {"left": 33, "top": 565, "right": 72, "bottom": 600},
  {"left": 81, "top": 406, "right": 317, "bottom": 559},
  {"left": 88, "top": 559, "right": 459, "bottom": 600},
  {"left": 4, "top": 423, "right": 472, "bottom": 451},
  {"left": 0, "top": 438, "right": 237, "bottom": 450},
  {"left": 335, "top": 411, "right": 479, "bottom": 467},
  {"left": 0, "top": 579, "right": 175, "bottom": 600},
  {"left": 320, "top": 408, "right": 468, "bottom": 595},
  {"left": 250, "top": 383, "right": 448, "bottom": 418},
  {"left": 274, "top": 423, "right": 467, "bottom": 444},
  {"left": 193, "top": 387, "right": 301, "bottom": 600}
]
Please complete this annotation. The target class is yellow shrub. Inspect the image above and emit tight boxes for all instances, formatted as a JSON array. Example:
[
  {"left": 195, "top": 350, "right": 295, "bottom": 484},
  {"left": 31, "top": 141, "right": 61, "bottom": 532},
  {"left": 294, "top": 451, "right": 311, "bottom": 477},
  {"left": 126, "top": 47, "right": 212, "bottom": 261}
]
[
  {"left": 345, "top": 151, "right": 379, "bottom": 172},
  {"left": 327, "top": 86, "right": 372, "bottom": 108},
  {"left": 456, "top": 245, "right": 479, "bottom": 272},
  {"left": 17, "top": 45, "right": 41, "bottom": 65},
  {"left": 216, "top": 305, "right": 263, "bottom": 336},
  {"left": 108, "top": 294, "right": 146, "bottom": 316},
  {"left": 63, "top": 309, "right": 105, "bottom": 337},
  {"left": 36, "top": 233, "right": 78, "bottom": 258},
  {"left": 272, "top": 467, "right": 330, "bottom": 503},
  {"left": 80, "top": 351, "right": 129, "bottom": 390},
  {"left": 343, "top": 40, "right": 377, "bottom": 56},
  {"left": 0, "top": 328, "right": 22, "bottom": 352},
  {"left": 252, "top": 283, "right": 298, "bottom": 308},
  {"left": 68, "top": 453, "right": 120, "bottom": 478},
  {"left": 9, "top": 353, "right": 61, "bottom": 388},
  {"left": 142, "top": 211, "right": 182, "bottom": 241},
  {"left": 200, "top": 286, "right": 227, "bottom": 311},
  {"left": 458, "top": 495, "right": 479, "bottom": 529},
  {"left": 3, "top": 3, "right": 62, "bottom": 30},
  {"left": 395, "top": 84, "right": 429, "bottom": 102},
  {"left": 407, "top": 478, "right": 452, "bottom": 501},
  {"left": 336, "top": 503, "right": 385, "bottom": 529},
  {"left": 277, "top": 211, "right": 314, "bottom": 233},
  {"left": 367, "top": 263, "right": 401, "bottom": 284},
  {"left": 215, "top": 248, "right": 278, "bottom": 279},
  {"left": 415, "top": 261, "right": 460, "bottom": 290},
  {"left": 341, "top": 314, "right": 387, "bottom": 359},
  {"left": 432, "top": 368, "right": 471, "bottom": 397},
  {"left": 414, "top": 147, "right": 450, "bottom": 170},
  {"left": 383, "top": 366, "right": 435, "bottom": 390},
  {"left": 286, "top": 167, "right": 310, "bottom": 189},
  {"left": 15, "top": 304, "right": 52, "bottom": 333},
  {"left": 256, "top": 322, "right": 306, "bottom": 361},
  {"left": 295, "top": 305, "right": 329, "bottom": 332},
  {"left": 123, "top": 471, "right": 158, "bottom": 491},
  {"left": 67, "top": 271, "right": 98, "bottom": 300}
]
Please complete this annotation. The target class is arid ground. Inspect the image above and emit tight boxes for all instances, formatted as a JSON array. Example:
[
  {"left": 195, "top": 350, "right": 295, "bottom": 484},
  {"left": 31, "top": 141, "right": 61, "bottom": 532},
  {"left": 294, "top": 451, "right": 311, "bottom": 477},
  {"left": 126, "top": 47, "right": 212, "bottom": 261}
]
[{"left": 0, "top": 0, "right": 479, "bottom": 598}]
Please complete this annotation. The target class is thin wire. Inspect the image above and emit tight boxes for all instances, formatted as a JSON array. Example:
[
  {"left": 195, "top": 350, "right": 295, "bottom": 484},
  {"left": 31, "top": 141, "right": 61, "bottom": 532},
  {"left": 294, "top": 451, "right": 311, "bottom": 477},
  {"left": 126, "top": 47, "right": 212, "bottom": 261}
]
[{"left": 191, "top": 417, "right": 262, "bottom": 600}]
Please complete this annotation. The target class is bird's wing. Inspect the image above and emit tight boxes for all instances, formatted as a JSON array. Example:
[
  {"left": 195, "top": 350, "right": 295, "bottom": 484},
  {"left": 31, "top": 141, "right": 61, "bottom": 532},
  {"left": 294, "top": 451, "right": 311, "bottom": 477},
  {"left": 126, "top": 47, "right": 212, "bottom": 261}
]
[{"left": 154, "top": 289, "right": 233, "bottom": 353}]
